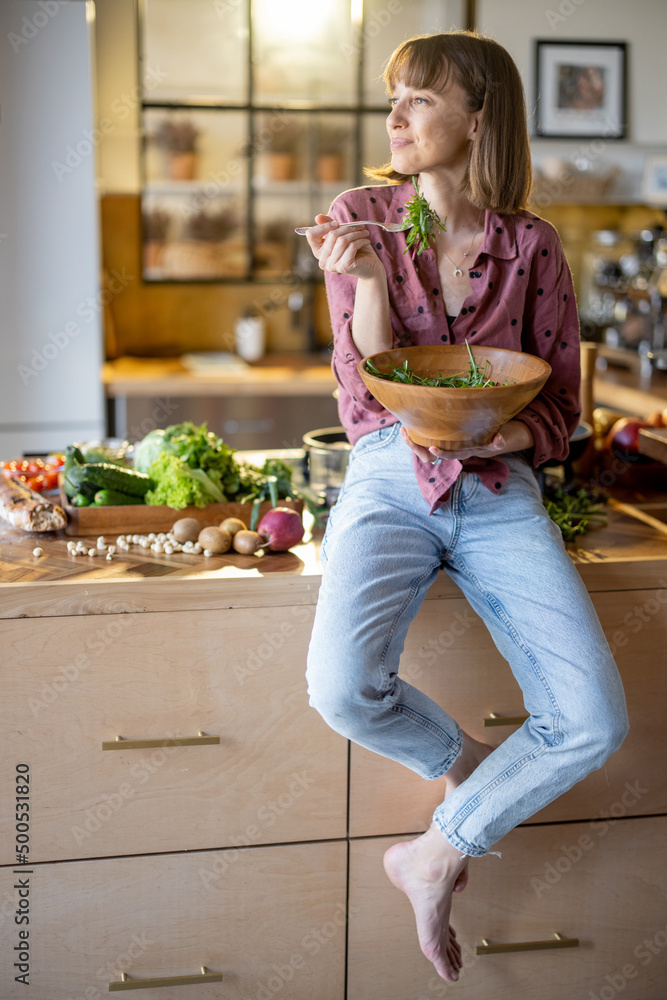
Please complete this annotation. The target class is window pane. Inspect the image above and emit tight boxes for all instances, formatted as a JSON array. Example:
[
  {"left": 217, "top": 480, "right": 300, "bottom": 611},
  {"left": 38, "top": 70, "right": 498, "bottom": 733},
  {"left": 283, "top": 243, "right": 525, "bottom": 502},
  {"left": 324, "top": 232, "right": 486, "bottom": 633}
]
[
  {"left": 252, "top": 0, "right": 358, "bottom": 105},
  {"left": 253, "top": 113, "right": 356, "bottom": 279},
  {"left": 142, "top": 0, "right": 248, "bottom": 103},
  {"left": 362, "top": 112, "right": 390, "bottom": 178},
  {"left": 362, "top": 0, "right": 466, "bottom": 105},
  {"left": 142, "top": 110, "right": 249, "bottom": 280},
  {"left": 252, "top": 112, "right": 356, "bottom": 185}
]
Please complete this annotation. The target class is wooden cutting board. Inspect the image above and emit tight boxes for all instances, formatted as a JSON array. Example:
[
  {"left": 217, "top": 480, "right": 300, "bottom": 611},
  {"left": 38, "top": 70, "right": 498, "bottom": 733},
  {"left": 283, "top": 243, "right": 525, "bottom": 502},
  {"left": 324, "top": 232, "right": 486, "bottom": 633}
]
[{"left": 638, "top": 427, "right": 667, "bottom": 464}]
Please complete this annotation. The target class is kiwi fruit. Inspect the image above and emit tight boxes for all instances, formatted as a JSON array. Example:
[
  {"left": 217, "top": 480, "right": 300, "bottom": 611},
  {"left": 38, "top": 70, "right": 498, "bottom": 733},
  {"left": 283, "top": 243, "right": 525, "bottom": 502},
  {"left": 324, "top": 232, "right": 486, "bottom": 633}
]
[
  {"left": 198, "top": 526, "right": 232, "bottom": 554},
  {"left": 172, "top": 517, "right": 201, "bottom": 544}
]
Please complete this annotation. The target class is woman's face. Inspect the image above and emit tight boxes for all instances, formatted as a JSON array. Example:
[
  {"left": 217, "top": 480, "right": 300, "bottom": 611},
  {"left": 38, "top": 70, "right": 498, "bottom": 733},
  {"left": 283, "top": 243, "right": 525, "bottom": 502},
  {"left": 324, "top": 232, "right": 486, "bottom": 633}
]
[{"left": 386, "top": 76, "right": 479, "bottom": 176}]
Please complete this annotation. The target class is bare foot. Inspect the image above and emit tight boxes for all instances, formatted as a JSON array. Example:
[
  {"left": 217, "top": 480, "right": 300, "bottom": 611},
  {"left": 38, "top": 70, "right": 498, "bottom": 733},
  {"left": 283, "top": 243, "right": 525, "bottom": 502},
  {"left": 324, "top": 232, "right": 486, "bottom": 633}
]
[
  {"left": 384, "top": 824, "right": 469, "bottom": 981},
  {"left": 444, "top": 732, "right": 494, "bottom": 894}
]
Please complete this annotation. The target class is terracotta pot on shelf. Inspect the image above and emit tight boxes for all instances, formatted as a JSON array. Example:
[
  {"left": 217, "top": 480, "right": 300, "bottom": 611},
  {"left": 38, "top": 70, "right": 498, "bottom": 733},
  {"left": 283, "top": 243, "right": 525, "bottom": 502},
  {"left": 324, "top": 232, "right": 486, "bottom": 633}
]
[
  {"left": 316, "top": 154, "right": 344, "bottom": 183},
  {"left": 267, "top": 152, "right": 297, "bottom": 181},
  {"left": 143, "top": 240, "right": 165, "bottom": 272},
  {"left": 166, "top": 151, "right": 197, "bottom": 181}
]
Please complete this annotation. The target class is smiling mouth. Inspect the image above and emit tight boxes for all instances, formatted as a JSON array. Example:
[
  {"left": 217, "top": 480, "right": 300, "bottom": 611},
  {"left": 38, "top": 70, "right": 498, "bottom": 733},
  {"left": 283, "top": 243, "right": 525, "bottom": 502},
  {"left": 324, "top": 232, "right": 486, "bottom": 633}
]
[{"left": 390, "top": 138, "right": 412, "bottom": 149}]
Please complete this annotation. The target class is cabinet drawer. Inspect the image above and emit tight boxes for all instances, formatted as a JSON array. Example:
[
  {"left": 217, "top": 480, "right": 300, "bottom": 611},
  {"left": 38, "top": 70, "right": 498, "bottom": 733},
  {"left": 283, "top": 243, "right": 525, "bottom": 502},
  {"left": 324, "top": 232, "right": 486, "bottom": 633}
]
[
  {"left": 0, "top": 839, "right": 347, "bottom": 1000},
  {"left": 348, "top": 816, "right": 667, "bottom": 1000},
  {"left": 0, "top": 608, "right": 347, "bottom": 862},
  {"left": 349, "top": 592, "right": 667, "bottom": 837}
]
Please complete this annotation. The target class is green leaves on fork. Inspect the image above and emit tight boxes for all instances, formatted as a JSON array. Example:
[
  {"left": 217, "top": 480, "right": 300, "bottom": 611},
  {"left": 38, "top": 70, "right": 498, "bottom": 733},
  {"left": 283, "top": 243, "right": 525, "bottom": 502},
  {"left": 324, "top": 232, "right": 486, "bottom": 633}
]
[{"left": 400, "top": 176, "right": 447, "bottom": 258}]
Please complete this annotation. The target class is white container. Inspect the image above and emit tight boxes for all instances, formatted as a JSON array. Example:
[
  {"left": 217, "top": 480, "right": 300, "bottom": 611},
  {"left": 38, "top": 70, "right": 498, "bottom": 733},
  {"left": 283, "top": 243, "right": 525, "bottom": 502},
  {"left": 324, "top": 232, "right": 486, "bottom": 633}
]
[{"left": 235, "top": 315, "right": 266, "bottom": 362}]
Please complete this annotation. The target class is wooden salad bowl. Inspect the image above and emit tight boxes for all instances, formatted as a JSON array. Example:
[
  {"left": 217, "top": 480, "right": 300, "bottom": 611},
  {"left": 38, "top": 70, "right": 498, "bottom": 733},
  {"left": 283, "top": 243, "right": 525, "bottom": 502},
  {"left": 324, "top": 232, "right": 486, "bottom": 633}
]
[{"left": 358, "top": 344, "right": 551, "bottom": 450}]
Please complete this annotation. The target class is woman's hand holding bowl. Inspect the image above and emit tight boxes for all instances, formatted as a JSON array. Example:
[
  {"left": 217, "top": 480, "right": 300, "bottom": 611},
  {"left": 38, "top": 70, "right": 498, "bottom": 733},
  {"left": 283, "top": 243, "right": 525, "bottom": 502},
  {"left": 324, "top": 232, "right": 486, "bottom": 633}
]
[{"left": 400, "top": 419, "right": 534, "bottom": 464}]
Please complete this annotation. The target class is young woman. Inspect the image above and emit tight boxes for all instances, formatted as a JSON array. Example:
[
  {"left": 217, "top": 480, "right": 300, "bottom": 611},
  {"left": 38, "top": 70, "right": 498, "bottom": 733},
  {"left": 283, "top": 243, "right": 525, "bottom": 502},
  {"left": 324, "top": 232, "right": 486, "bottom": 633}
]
[{"left": 304, "top": 31, "right": 628, "bottom": 984}]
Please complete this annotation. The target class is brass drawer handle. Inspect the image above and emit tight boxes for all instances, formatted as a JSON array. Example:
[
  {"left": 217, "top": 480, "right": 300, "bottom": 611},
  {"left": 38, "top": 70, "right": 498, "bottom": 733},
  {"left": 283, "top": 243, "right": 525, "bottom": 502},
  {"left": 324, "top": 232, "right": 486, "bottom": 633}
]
[
  {"left": 476, "top": 932, "right": 579, "bottom": 955},
  {"left": 102, "top": 732, "right": 220, "bottom": 751},
  {"left": 109, "top": 966, "right": 222, "bottom": 990},
  {"left": 483, "top": 712, "right": 529, "bottom": 727}
]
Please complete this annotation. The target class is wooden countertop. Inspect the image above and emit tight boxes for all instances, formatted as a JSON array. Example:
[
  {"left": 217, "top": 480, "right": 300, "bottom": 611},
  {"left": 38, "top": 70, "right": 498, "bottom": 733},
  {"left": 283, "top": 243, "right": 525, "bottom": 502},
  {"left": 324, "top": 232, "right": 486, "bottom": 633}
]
[
  {"left": 102, "top": 354, "right": 338, "bottom": 398},
  {"left": 2, "top": 495, "right": 667, "bottom": 619}
]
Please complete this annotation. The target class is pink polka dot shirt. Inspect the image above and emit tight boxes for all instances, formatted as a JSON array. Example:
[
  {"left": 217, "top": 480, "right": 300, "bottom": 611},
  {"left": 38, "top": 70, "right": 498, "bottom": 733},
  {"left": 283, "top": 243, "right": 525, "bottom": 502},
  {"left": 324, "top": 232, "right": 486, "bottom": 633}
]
[{"left": 325, "top": 182, "right": 582, "bottom": 513}]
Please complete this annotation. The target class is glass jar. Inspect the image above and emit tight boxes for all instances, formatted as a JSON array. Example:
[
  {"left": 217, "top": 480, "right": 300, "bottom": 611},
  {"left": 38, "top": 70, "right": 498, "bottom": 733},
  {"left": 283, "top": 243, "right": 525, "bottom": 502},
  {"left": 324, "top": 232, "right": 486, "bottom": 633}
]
[{"left": 579, "top": 230, "right": 635, "bottom": 329}]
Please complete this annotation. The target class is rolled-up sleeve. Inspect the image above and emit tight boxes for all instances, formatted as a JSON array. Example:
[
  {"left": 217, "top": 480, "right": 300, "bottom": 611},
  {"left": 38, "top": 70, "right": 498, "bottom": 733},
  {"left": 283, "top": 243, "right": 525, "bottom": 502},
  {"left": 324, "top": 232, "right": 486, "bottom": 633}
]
[{"left": 514, "top": 233, "right": 581, "bottom": 467}]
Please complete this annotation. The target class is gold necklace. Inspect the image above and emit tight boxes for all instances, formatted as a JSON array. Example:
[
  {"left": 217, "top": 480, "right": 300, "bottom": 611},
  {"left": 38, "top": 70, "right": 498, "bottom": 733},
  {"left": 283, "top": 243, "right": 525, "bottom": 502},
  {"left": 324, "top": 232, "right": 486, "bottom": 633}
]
[{"left": 440, "top": 212, "right": 483, "bottom": 278}]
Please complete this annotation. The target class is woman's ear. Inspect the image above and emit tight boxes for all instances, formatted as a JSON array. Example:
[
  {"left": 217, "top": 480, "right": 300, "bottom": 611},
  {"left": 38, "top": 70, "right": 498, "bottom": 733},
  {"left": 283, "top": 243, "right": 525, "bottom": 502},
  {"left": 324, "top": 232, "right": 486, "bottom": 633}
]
[{"left": 467, "top": 112, "right": 481, "bottom": 141}]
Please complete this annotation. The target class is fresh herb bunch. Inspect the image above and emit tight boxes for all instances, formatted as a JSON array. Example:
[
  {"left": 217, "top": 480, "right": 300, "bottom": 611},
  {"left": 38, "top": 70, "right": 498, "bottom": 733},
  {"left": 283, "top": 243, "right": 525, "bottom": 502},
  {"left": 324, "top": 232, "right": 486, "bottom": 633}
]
[
  {"left": 401, "top": 176, "right": 447, "bottom": 258},
  {"left": 365, "top": 341, "right": 514, "bottom": 388},
  {"left": 542, "top": 487, "right": 608, "bottom": 542},
  {"left": 236, "top": 458, "right": 323, "bottom": 530}
]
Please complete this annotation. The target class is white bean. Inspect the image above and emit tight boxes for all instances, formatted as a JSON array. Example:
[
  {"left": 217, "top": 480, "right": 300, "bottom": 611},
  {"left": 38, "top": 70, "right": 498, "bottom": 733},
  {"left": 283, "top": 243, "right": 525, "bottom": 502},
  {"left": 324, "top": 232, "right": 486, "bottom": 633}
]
[{"left": 32, "top": 547, "right": 43, "bottom": 557}]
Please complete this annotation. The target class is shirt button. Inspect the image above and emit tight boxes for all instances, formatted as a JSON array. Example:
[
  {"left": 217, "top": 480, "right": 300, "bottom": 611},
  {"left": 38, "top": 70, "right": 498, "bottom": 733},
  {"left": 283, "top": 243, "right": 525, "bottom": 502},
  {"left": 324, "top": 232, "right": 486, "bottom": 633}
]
[{"left": 429, "top": 477, "right": 436, "bottom": 483}]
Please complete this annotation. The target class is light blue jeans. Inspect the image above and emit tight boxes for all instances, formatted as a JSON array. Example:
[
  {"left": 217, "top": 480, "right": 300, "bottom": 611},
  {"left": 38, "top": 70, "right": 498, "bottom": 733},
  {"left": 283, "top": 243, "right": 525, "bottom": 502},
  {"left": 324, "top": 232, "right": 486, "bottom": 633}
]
[{"left": 306, "top": 423, "right": 629, "bottom": 857}]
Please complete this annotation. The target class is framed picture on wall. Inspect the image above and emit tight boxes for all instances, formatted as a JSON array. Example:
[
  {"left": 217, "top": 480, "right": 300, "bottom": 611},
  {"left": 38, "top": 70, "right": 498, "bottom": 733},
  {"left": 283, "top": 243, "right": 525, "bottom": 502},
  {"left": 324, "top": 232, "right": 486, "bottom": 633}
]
[
  {"left": 534, "top": 40, "right": 627, "bottom": 139},
  {"left": 641, "top": 153, "right": 667, "bottom": 206}
]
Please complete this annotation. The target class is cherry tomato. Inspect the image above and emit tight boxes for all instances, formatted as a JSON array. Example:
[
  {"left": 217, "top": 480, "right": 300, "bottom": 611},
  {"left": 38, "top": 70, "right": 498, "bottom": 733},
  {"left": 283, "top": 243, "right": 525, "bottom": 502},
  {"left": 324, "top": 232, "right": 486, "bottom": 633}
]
[
  {"left": 40, "top": 469, "right": 60, "bottom": 491},
  {"left": 25, "top": 475, "right": 45, "bottom": 492}
]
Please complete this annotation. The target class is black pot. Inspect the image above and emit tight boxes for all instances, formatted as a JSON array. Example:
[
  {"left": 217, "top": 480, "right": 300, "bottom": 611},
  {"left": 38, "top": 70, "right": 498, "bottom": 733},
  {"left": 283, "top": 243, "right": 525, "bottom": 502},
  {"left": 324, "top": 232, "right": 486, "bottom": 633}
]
[{"left": 567, "top": 420, "right": 594, "bottom": 462}]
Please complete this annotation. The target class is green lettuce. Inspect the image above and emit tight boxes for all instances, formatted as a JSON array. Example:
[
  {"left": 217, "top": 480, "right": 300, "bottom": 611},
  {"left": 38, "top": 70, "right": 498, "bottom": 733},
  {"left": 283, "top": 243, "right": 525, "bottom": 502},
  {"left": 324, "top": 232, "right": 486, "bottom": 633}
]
[
  {"left": 144, "top": 453, "right": 224, "bottom": 509},
  {"left": 133, "top": 422, "right": 238, "bottom": 498}
]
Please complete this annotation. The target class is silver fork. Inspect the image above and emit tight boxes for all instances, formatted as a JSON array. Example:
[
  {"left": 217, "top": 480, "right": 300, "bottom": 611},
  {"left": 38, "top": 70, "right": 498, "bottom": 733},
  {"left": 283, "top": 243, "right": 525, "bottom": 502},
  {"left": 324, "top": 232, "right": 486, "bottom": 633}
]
[{"left": 294, "top": 221, "right": 406, "bottom": 235}]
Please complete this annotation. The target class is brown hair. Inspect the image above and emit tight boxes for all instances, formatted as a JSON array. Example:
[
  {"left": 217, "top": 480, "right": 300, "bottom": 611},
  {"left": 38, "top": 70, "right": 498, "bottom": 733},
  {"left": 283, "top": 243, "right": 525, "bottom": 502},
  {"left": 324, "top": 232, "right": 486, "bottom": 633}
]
[{"left": 365, "top": 31, "right": 532, "bottom": 215}]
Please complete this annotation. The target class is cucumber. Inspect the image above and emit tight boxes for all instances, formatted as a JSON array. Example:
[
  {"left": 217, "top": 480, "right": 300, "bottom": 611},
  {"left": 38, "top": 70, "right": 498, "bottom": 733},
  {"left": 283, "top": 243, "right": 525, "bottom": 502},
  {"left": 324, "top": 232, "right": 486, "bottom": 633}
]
[
  {"left": 81, "top": 462, "right": 152, "bottom": 497},
  {"left": 63, "top": 445, "right": 89, "bottom": 499},
  {"left": 92, "top": 488, "right": 144, "bottom": 506},
  {"left": 64, "top": 465, "right": 98, "bottom": 500},
  {"left": 71, "top": 493, "right": 92, "bottom": 507}
]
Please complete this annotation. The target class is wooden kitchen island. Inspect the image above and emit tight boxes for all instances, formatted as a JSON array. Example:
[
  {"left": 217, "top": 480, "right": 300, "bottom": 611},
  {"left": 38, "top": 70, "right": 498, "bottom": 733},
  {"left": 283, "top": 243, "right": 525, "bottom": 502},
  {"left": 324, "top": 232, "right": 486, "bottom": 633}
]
[{"left": 1, "top": 497, "right": 666, "bottom": 999}]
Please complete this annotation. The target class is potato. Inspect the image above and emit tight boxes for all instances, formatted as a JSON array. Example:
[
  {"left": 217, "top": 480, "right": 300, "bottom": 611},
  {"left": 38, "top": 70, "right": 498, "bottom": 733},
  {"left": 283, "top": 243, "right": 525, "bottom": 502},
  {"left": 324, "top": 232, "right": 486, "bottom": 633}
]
[
  {"left": 219, "top": 516, "right": 247, "bottom": 536},
  {"left": 172, "top": 517, "right": 201, "bottom": 544},
  {"left": 232, "top": 530, "right": 263, "bottom": 555},
  {"left": 198, "top": 526, "right": 232, "bottom": 554}
]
